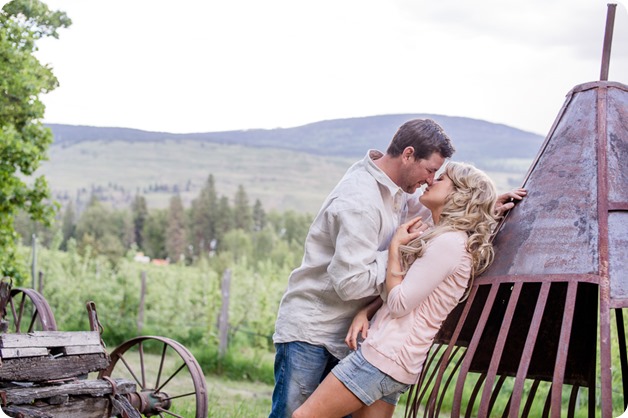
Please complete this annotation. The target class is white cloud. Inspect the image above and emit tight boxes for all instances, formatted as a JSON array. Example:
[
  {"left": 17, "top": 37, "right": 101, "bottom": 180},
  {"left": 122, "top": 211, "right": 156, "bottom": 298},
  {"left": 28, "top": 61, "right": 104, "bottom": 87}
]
[{"left": 27, "top": 0, "right": 628, "bottom": 135}]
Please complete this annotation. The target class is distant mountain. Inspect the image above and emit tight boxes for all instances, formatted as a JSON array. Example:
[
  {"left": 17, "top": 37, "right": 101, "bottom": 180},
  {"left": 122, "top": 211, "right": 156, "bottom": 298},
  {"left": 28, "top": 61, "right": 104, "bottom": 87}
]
[
  {"left": 41, "top": 114, "right": 544, "bottom": 213},
  {"left": 46, "top": 114, "right": 544, "bottom": 162}
]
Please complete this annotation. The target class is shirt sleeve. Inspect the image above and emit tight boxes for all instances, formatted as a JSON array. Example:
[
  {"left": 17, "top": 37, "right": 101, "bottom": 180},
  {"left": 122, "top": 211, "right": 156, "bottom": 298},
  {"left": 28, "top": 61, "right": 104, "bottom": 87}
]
[
  {"left": 386, "top": 233, "right": 466, "bottom": 318},
  {"left": 326, "top": 205, "right": 388, "bottom": 301}
]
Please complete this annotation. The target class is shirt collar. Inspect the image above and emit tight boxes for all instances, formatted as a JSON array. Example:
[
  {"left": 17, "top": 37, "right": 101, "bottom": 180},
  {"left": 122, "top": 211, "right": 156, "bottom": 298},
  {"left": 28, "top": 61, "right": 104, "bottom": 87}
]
[{"left": 364, "top": 150, "right": 404, "bottom": 198}]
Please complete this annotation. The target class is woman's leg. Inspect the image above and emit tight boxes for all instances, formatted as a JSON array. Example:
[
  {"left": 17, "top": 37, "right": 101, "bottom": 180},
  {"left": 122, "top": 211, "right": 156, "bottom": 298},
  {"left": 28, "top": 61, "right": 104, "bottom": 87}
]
[
  {"left": 292, "top": 372, "right": 364, "bottom": 418},
  {"left": 352, "top": 400, "right": 396, "bottom": 418}
]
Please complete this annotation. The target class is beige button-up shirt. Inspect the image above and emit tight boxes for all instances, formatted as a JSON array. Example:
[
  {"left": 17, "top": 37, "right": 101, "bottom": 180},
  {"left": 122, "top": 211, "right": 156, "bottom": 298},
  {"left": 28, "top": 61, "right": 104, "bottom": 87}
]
[{"left": 273, "top": 150, "right": 430, "bottom": 359}]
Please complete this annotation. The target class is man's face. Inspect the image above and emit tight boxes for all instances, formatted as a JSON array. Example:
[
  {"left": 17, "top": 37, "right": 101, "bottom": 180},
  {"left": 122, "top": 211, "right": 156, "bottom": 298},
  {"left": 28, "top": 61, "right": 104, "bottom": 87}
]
[{"left": 400, "top": 152, "right": 445, "bottom": 194}]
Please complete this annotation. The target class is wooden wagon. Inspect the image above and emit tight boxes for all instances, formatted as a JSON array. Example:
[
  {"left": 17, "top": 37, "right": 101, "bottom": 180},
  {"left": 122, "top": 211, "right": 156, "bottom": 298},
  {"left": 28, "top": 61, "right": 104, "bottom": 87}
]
[{"left": 0, "top": 279, "right": 208, "bottom": 417}]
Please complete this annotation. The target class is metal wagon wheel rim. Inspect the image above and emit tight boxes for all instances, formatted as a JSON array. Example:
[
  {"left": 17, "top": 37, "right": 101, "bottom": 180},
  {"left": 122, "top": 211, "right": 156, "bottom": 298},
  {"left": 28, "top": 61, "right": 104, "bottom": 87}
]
[
  {"left": 99, "top": 336, "right": 208, "bottom": 418},
  {"left": 7, "top": 288, "right": 58, "bottom": 332}
]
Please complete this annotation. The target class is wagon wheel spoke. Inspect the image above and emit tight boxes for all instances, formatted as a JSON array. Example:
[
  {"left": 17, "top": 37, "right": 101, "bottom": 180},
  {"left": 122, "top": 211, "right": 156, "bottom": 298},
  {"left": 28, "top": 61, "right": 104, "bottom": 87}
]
[
  {"left": 155, "top": 407, "right": 184, "bottom": 418},
  {"left": 116, "top": 352, "right": 145, "bottom": 389},
  {"left": 139, "top": 340, "right": 146, "bottom": 389},
  {"left": 155, "top": 341, "right": 167, "bottom": 389},
  {"left": 162, "top": 390, "right": 198, "bottom": 402},
  {"left": 99, "top": 336, "right": 208, "bottom": 418},
  {"left": 156, "top": 362, "right": 186, "bottom": 393}
]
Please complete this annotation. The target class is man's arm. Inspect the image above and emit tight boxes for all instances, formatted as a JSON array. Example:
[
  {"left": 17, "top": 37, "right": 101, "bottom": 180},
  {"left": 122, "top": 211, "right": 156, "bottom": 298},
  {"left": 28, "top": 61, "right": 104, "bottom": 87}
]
[{"left": 326, "top": 206, "right": 387, "bottom": 301}]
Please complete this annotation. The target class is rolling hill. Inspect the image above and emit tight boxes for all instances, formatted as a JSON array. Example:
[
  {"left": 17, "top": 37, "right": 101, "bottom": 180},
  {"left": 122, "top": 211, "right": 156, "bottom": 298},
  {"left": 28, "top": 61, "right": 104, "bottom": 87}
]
[{"left": 41, "top": 114, "right": 544, "bottom": 214}]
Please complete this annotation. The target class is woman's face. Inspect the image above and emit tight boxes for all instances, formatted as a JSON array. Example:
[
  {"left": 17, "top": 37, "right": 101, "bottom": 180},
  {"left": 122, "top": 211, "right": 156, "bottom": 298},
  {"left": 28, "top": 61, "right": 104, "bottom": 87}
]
[{"left": 419, "top": 172, "right": 454, "bottom": 212}]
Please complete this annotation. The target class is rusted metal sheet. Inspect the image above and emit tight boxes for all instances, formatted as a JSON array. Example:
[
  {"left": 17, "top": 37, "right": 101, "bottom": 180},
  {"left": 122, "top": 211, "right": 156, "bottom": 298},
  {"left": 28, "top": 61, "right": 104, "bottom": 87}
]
[
  {"left": 486, "top": 86, "right": 600, "bottom": 277},
  {"left": 409, "top": 80, "right": 628, "bottom": 418},
  {"left": 610, "top": 212, "right": 628, "bottom": 300}
]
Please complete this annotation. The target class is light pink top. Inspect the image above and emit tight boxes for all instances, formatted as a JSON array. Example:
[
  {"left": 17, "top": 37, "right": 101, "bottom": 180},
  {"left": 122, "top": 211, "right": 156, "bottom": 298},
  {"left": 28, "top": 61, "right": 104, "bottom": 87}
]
[{"left": 361, "top": 230, "right": 472, "bottom": 384}]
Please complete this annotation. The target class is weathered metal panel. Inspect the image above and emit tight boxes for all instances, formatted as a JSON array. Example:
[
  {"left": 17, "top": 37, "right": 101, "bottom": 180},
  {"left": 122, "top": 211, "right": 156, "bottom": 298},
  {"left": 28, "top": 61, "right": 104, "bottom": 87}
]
[
  {"left": 606, "top": 84, "right": 628, "bottom": 304},
  {"left": 610, "top": 211, "right": 628, "bottom": 300},
  {"left": 418, "top": 81, "right": 628, "bottom": 418},
  {"left": 485, "top": 88, "right": 600, "bottom": 277},
  {"left": 606, "top": 84, "right": 628, "bottom": 204}
]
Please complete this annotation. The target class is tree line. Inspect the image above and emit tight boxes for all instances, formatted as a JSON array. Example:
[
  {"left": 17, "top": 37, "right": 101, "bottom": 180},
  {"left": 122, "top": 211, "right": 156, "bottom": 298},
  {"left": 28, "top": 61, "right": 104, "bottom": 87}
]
[{"left": 15, "top": 174, "right": 314, "bottom": 266}]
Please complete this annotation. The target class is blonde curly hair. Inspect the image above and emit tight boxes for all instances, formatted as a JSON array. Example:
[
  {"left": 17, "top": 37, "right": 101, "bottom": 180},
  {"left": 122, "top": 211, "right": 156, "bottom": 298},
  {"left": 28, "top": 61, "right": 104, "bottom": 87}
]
[{"left": 399, "top": 162, "right": 499, "bottom": 293}]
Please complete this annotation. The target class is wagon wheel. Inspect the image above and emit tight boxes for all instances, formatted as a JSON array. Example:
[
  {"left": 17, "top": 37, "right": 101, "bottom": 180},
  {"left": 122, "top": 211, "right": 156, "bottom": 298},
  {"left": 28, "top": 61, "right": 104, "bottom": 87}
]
[
  {"left": 99, "top": 336, "right": 208, "bottom": 418},
  {"left": 3, "top": 287, "right": 58, "bottom": 332}
]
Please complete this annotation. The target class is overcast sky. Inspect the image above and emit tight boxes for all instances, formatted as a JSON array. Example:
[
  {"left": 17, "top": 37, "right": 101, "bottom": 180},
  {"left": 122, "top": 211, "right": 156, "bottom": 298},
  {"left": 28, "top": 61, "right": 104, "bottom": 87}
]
[{"left": 11, "top": 0, "right": 628, "bottom": 135}]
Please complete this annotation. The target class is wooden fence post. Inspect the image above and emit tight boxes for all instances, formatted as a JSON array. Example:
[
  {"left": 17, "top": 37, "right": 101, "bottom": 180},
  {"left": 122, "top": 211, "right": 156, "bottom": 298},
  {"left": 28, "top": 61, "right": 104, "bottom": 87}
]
[
  {"left": 218, "top": 269, "right": 231, "bottom": 357},
  {"left": 37, "top": 271, "right": 44, "bottom": 295},
  {"left": 31, "top": 234, "right": 37, "bottom": 290},
  {"left": 137, "top": 271, "right": 146, "bottom": 334}
]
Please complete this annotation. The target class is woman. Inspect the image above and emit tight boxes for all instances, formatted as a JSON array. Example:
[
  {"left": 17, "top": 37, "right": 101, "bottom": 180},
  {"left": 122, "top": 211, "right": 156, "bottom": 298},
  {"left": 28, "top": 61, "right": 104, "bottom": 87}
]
[{"left": 292, "top": 162, "right": 499, "bottom": 418}]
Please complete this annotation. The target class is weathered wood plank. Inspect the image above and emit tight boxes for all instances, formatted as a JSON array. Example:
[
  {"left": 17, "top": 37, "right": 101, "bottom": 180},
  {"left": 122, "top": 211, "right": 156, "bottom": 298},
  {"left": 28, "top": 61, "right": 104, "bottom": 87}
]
[
  {"left": 1, "top": 378, "right": 136, "bottom": 404},
  {"left": 0, "top": 347, "right": 48, "bottom": 358},
  {"left": 3, "top": 404, "right": 53, "bottom": 417},
  {"left": 0, "top": 353, "right": 110, "bottom": 382},
  {"left": 0, "top": 332, "right": 101, "bottom": 349},
  {"left": 3, "top": 396, "right": 112, "bottom": 418},
  {"left": 63, "top": 345, "right": 105, "bottom": 356}
]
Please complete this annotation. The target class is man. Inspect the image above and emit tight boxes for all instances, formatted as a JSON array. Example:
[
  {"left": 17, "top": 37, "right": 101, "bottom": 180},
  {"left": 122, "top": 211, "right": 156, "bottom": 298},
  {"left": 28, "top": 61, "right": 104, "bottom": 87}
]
[{"left": 270, "top": 118, "right": 523, "bottom": 417}]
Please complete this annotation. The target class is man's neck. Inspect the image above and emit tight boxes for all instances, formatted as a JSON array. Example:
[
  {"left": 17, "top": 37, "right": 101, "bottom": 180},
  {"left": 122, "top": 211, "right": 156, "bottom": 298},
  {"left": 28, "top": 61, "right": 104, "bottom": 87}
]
[{"left": 373, "top": 154, "right": 401, "bottom": 187}]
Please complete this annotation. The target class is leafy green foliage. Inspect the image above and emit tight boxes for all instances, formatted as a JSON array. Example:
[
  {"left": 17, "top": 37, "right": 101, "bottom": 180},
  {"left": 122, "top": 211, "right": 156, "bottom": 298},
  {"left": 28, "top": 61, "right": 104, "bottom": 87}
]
[
  {"left": 75, "top": 198, "right": 130, "bottom": 261},
  {"left": 22, "top": 225, "right": 300, "bottom": 348},
  {"left": 0, "top": 0, "right": 70, "bottom": 279}
]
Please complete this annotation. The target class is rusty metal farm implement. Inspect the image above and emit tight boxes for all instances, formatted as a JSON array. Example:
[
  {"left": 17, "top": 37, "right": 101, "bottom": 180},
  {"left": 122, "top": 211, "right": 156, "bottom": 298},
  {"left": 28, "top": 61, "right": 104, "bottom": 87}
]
[{"left": 0, "top": 279, "right": 208, "bottom": 417}]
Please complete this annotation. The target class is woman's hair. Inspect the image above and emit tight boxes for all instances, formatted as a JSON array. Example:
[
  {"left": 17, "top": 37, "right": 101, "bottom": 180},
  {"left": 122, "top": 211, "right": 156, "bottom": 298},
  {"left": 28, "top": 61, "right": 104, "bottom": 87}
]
[{"left": 399, "top": 162, "right": 499, "bottom": 292}]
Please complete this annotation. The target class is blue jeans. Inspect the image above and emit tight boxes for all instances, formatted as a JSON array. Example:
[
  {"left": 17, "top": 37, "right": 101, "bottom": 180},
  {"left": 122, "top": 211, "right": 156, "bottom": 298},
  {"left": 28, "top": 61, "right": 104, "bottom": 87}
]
[{"left": 269, "top": 341, "right": 341, "bottom": 418}]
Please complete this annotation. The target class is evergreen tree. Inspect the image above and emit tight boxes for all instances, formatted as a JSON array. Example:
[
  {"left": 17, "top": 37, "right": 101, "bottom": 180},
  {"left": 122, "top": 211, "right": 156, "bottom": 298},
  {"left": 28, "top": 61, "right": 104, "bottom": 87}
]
[
  {"left": 142, "top": 209, "right": 167, "bottom": 259},
  {"left": 189, "top": 174, "right": 218, "bottom": 257},
  {"left": 60, "top": 200, "right": 76, "bottom": 250},
  {"left": 131, "top": 194, "right": 148, "bottom": 250},
  {"left": 252, "top": 198, "right": 266, "bottom": 231},
  {"left": 214, "top": 195, "right": 233, "bottom": 250},
  {"left": 233, "top": 184, "right": 252, "bottom": 232},
  {"left": 166, "top": 194, "right": 186, "bottom": 263},
  {"left": 0, "top": 0, "right": 71, "bottom": 278},
  {"left": 282, "top": 210, "right": 312, "bottom": 246},
  {"left": 111, "top": 210, "right": 134, "bottom": 251}
]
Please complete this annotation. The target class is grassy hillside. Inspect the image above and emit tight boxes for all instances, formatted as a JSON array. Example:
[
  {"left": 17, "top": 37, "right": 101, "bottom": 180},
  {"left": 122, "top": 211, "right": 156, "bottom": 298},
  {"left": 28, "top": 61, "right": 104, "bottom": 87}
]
[
  {"left": 41, "top": 115, "right": 543, "bottom": 213},
  {"left": 42, "top": 140, "right": 355, "bottom": 213}
]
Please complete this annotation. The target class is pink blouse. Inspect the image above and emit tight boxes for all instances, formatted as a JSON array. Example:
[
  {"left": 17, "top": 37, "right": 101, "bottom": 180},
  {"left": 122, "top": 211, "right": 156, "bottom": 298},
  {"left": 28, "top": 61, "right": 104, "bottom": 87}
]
[{"left": 360, "top": 230, "right": 472, "bottom": 384}]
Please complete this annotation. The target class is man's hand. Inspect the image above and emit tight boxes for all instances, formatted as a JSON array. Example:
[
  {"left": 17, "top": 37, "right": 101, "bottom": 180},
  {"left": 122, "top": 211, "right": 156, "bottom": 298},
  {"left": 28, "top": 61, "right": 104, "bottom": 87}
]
[
  {"left": 495, "top": 188, "right": 527, "bottom": 215},
  {"left": 345, "top": 309, "right": 370, "bottom": 351}
]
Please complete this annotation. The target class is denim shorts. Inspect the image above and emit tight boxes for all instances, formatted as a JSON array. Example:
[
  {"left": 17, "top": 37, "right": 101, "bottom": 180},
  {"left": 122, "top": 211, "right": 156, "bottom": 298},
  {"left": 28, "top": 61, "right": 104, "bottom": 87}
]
[{"left": 331, "top": 348, "right": 410, "bottom": 406}]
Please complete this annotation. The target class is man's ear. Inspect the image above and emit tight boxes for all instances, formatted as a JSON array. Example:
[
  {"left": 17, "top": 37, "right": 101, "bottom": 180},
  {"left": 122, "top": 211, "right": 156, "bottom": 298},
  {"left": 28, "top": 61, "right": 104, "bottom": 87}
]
[{"left": 402, "top": 147, "right": 415, "bottom": 162}]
